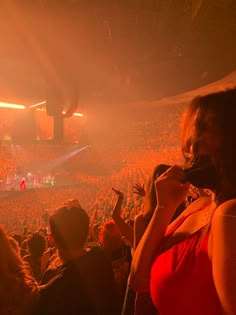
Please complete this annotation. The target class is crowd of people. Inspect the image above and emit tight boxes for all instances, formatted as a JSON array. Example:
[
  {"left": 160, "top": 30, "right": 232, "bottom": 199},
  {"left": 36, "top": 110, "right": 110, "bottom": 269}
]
[
  {"left": 0, "top": 146, "right": 183, "bottom": 233},
  {"left": 1, "top": 88, "right": 236, "bottom": 314}
]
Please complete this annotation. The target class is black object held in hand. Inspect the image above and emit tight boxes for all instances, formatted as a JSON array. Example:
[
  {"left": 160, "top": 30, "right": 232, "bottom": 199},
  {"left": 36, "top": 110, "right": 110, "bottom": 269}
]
[{"left": 183, "top": 156, "right": 219, "bottom": 190}]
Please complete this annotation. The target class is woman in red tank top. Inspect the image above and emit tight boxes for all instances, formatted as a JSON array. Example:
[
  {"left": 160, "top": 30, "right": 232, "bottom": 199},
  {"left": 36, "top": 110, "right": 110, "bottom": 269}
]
[
  {"left": 130, "top": 88, "right": 236, "bottom": 315},
  {"left": 150, "top": 202, "right": 221, "bottom": 315}
]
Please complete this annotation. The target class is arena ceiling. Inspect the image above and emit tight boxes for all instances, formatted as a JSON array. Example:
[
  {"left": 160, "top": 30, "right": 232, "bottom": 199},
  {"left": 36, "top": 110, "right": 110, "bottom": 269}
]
[{"left": 0, "top": 0, "right": 236, "bottom": 109}]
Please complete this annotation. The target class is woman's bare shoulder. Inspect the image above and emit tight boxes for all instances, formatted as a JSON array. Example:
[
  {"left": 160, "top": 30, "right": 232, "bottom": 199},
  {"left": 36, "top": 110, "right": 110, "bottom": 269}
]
[
  {"left": 212, "top": 198, "right": 236, "bottom": 224},
  {"left": 210, "top": 198, "right": 236, "bottom": 252},
  {"left": 167, "top": 196, "right": 212, "bottom": 232},
  {"left": 184, "top": 196, "right": 212, "bottom": 215},
  {"left": 134, "top": 213, "right": 144, "bottom": 222}
]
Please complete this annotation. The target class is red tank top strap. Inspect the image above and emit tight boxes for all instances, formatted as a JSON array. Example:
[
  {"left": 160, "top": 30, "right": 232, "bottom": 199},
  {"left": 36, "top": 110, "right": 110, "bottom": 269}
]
[
  {"left": 166, "top": 207, "right": 205, "bottom": 236},
  {"left": 157, "top": 199, "right": 212, "bottom": 254},
  {"left": 156, "top": 207, "right": 205, "bottom": 256}
]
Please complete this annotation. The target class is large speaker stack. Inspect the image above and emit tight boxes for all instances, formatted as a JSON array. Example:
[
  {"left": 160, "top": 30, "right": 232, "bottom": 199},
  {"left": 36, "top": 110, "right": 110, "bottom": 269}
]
[
  {"left": 46, "top": 86, "right": 79, "bottom": 143},
  {"left": 46, "top": 88, "right": 63, "bottom": 117},
  {"left": 46, "top": 88, "right": 64, "bottom": 143}
]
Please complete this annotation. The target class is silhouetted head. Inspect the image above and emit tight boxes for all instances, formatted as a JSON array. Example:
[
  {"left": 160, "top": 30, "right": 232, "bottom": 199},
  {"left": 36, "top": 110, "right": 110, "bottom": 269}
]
[
  {"left": 27, "top": 233, "right": 46, "bottom": 258},
  {"left": 50, "top": 206, "right": 89, "bottom": 250},
  {"left": 99, "top": 220, "right": 123, "bottom": 253}
]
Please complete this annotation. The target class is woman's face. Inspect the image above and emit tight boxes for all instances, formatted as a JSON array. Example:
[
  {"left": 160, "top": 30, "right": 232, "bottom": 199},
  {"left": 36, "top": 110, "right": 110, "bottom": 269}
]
[{"left": 183, "top": 111, "right": 220, "bottom": 164}]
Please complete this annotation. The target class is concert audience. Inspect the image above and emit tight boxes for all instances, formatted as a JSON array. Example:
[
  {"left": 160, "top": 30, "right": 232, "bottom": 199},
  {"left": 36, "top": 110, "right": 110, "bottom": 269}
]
[
  {"left": 99, "top": 219, "right": 132, "bottom": 313},
  {"left": 1, "top": 93, "right": 229, "bottom": 315},
  {"left": 23, "top": 232, "right": 46, "bottom": 282},
  {"left": 34, "top": 205, "right": 119, "bottom": 315}
]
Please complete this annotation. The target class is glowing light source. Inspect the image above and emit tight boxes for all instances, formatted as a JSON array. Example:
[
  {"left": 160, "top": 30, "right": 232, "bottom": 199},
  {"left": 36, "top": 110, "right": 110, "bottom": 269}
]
[
  {"left": 40, "top": 145, "right": 89, "bottom": 172},
  {"left": 29, "top": 101, "right": 46, "bottom": 109},
  {"left": 62, "top": 111, "right": 83, "bottom": 117},
  {"left": 36, "top": 108, "right": 46, "bottom": 111},
  {"left": 3, "top": 135, "right": 12, "bottom": 140},
  {"left": 32, "top": 102, "right": 83, "bottom": 117},
  {"left": 0, "top": 102, "right": 83, "bottom": 117},
  {"left": 0, "top": 102, "right": 25, "bottom": 109},
  {"left": 73, "top": 112, "right": 84, "bottom": 117}
]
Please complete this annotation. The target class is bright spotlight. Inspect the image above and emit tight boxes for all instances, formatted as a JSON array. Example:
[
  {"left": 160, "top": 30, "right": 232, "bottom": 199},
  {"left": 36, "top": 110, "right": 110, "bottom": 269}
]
[
  {"left": 62, "top": 111, "right": 83, "bottom": 117},
  {"left": 40, "top": 145, "right": 89, "bottom": 172},
  {"left": 29, "top": 101, "right": 46, "bottom": 109},
  {"left": 73, "top": 112, "right": 84, "bottom": 117},
  {"left": 0, "top": 102, "right": 25, "bottom": 109}
]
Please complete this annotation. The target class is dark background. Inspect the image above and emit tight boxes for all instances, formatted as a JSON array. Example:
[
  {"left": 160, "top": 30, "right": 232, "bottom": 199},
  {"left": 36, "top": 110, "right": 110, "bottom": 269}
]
[{"left": 1, "top": 0, "right": 236, "bottom": 108}]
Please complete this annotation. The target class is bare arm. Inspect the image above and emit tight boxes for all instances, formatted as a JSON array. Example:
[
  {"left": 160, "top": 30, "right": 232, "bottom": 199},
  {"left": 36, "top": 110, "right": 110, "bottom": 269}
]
[
  {"left": 129, "top": 166, "right": 189, "bottom": 292},
  {"left": 89, "top": 209, "right": 97, "bottom": 241},
  {"left": 211, "top": 199, "right": 236, "bottom": 315},
  {"left": 133, "top": 214, "right": 149, "bottom": 250},
  {"left": 130, "top": 204, "right": 176, "bottom": 292},
  {"left": 41, "top": 250, "right": 52, "bottom": 274},
  {"left": 112, "top": 188, "right": 134, "bottom": 247},
  {"left": 133, "top": 183, "right": 146, "bottom": 197}
]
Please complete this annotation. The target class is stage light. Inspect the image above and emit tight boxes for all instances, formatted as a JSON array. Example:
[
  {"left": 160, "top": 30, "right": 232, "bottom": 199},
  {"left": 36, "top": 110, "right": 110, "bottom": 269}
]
[
  {"left": 36, "top": 108, "right": 46, "bottom": 111},
  {"left": 0, "top": 102, "right": 25, "bottom": 109},
  {"left": 3, "top": 135, "right": 12, "bottom": 140},
  {"left": 39, "top": 145, "right": 89, "bottom": 172},
  {"left": 29, "top": 101, "right": 46, "bottom": 109},
  {"left": 62, "top": 111, "right": 83, "bottom": 117},
  {"left": 73, "top": 112, "right": 84, "bottom": 117},
  {"left": 0, "top": 102, "right": 83, "bottom": 116}
]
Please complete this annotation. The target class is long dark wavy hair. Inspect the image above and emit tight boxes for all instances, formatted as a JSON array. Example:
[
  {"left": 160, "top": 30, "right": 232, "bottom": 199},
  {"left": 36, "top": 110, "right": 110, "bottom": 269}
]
[
  {"left": 181, "top": 87, "right": 236, "bottom": 203},
  {"left": 0, "top": 226, "right": 38, "bottom": 315}
]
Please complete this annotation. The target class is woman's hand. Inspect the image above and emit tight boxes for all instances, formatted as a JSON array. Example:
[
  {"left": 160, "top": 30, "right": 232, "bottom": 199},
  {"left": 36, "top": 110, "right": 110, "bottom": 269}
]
[
  {"left": 112, "top": 188, "right": 124, "bottom": 199},
  {"left": 154, "top": 165, "right": 190, "bottom": 211},
  {"left": 112, "top": 188, "right": 124, "bottom": 218},
  {"left": 130, "top": 166, "right": 189, "bottom": 292},
  {"left": 112, "top": 188, "right": 134, "bottom": 246},
  {"left": 133, "top": 183, "right": 146, "bottom": 197}
]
